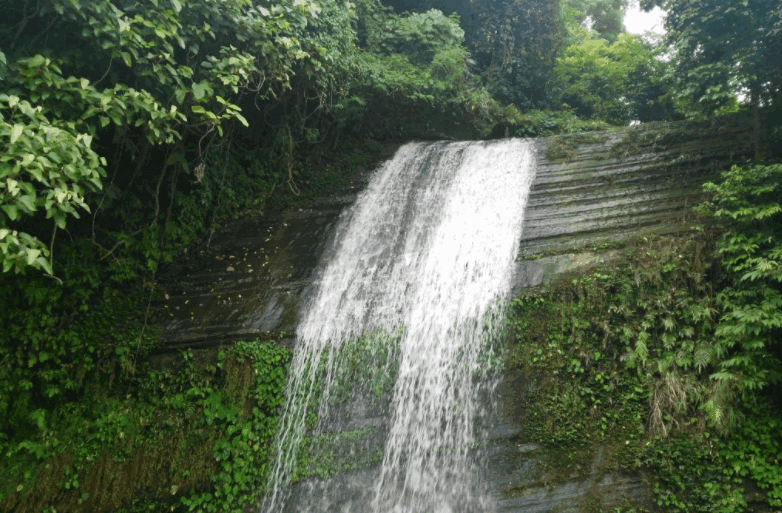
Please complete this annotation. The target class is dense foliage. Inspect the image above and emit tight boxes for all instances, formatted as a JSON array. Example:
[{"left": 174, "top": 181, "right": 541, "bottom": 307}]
[
  {"left": 343, "top": 1, "right": 495, "bottom": 138},
  {"left": 2, "top": 0, "right": 782, "bottom": 509},
  {"left": 0, "top": 0, "right": 505, "bottom": 280},
  {"left": 510, "top": 227, "right": 782, "bottom": 511},
  {"left": 644, "top": 0, "right": 782, "bottom": 117},
  {"left": 562, "top": 0, "right": 627, "bottom": 42},
  {"left": 1, "top": 339, "right": 290, "bottom": 512},
  {"left": 382, "top": 0, "right": 564, "bottom": 109},
  {"left": 698, "top": 163, "right": 782, "bottom": 424},
  {"left": 553, "top": 30, "right": 678, "bottom": 124}
]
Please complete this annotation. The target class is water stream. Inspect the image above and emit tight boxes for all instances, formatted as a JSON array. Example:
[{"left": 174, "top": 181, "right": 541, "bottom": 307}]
[{"left": 262, "top": 139, "right": 536, "bottom": 512}]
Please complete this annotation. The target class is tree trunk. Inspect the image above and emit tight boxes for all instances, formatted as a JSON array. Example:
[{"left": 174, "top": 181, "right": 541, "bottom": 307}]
[{"left": 751, "top": 86, "right": 763, "bottom": 164}]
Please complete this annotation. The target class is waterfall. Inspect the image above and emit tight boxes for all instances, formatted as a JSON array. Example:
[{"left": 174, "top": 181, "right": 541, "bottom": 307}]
[{"left": 262, "top": 139, "right": 536, "bottom": 513}]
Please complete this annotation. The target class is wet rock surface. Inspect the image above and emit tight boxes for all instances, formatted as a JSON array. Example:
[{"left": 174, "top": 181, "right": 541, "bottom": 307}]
[
  {"left": 156, "top": 121, "right": 756, "bottom": 346},
  {"left": 154, "top": 118, "right": 759, "bottom": 511},
  {"left": 154, "top": 205, "right": 344, "bottom": 349},
  {"left": 153, "top": 147, "right": 397, "bottom": 350},
  {"left": 513, "top": 119, "right": 756, "bottom": 288}
]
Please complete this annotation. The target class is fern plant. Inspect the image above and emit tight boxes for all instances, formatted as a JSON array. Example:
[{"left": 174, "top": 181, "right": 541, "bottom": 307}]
[{"left": 698, "top": 163, "right": 782, "bottom": 429}]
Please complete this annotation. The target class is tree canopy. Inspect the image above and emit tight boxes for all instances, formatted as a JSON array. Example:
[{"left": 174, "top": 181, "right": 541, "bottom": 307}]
[
  {"left": 0, "top": 0, "right": 498, "bottom": 277},
  {"left": 0, "top": 0, "right": 342, "bottom": 275},
  {"left": 553, "top": 30, "right": 677, "bottom": 124},
  {"left": 643, "top": 0, "right": 782, "bottom": 116},
  {"left": 381, "top": 0, "right": 564, "bottom": 108},
  {"left": 4, "top": 0, "right": 780, "bottom": 279},
  {"left": 562, "top": 0, "right": 628, "bottom": 42}
]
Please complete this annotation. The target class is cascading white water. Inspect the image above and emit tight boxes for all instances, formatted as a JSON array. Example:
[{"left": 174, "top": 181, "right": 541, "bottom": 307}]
[{"left": 262, "top": 139, "right": 536, "bottom": 513}]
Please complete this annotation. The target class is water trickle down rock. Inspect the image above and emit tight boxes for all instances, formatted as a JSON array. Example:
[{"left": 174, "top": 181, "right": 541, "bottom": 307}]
[
  {"left": 153, "top": 116, "right": 762, "bottom": 512},
  {"left": 263, "top": 139, "right": 536, "bottom": 513}
]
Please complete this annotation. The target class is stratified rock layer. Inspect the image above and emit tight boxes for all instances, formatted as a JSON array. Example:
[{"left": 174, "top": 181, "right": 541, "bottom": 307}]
[
  {"left": 514, "top": 116, "right": 756, "bottom": 288},
  {"left": 155, "top": 115, "right": 761, "bottom": 512},
  {"left": 158, "top": 118, "right": 757, "bottom": 346}
]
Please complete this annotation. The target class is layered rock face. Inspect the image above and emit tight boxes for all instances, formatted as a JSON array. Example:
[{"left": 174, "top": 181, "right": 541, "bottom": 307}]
[
  {"left": 515, "top": 117, "right": 757, "bottom": 288},
  {"left": 158, "top": 118, "right": 757, "bottom": 347},
  {"left": 155, "top": 116, "right": 760, "bottom": 512},
  {"left": 155, "top": 144, "right": 399, "bottom": 349}
]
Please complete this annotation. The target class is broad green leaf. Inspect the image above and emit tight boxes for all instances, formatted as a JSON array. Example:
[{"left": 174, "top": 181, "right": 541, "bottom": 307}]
[
  {"left": 28, "top": 55, "right": 45, "bottom": 67},
  {"left": 234, "top": 113, "right": 249, "bottom": 127},
  {"left": 28, "top": 166, "right": 43, "bottom": 182},
  {"left": 2, "top": 204, "right": 19, "bottom": 221},
  {"left": 25, "top": 248, "right": 41, "bottom": 266},
  {"left": 36, "top": 256, "right": 53, "bottom": 275},
  {"left": 193, "top": 82, "right": 207, "bottom": 100},
  {"left": 10, "top": 124, "right": 24, "bottom": 144}
]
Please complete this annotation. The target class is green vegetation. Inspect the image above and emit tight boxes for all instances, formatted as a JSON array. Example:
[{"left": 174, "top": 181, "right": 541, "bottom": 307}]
[
  {"left": 644, "top": 0, "right": 782, "bottom": 118},
  {"left": 642, "top": 0, "right": 782, "bottom": 161},
  {"left": 553, "top": 31, "right": 677, "bottom": 124},
  {"left": 513, "top": 109, "right": 613, "bottom": 139},
  {"left": 2, "top": 0, "right": 782, "bottom": 510},
  {"left": 1, "top": 339, "right": 290, "bottom": 512},
  {"left": 324, "top": 328, "right": 402, "bottom": 407},
  {"left": 505, "top": 162, "right": 782, "bottom": 511},
  {"left": 382, "top": 0, "right": 563, "bottom": 110},
  {"left": 561, "top": 0, "right": 627, "bottom": 43}
]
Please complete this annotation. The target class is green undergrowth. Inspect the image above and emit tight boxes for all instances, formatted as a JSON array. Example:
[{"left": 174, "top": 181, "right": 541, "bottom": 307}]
[
  {"left": 512, "top": 109, "right": 614, "bottom": 139},
  {"left": 0, "top": 339, "right": 291, "bottom": 513},
  {"left": 505, "top": 232, "right": 782, "bottom": 512},
  {"left": 288, "top": 328, "right": 403, "bottom": 482},
  {"left": 0, "top": 139, "right": 388, "bottom": 512}
]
